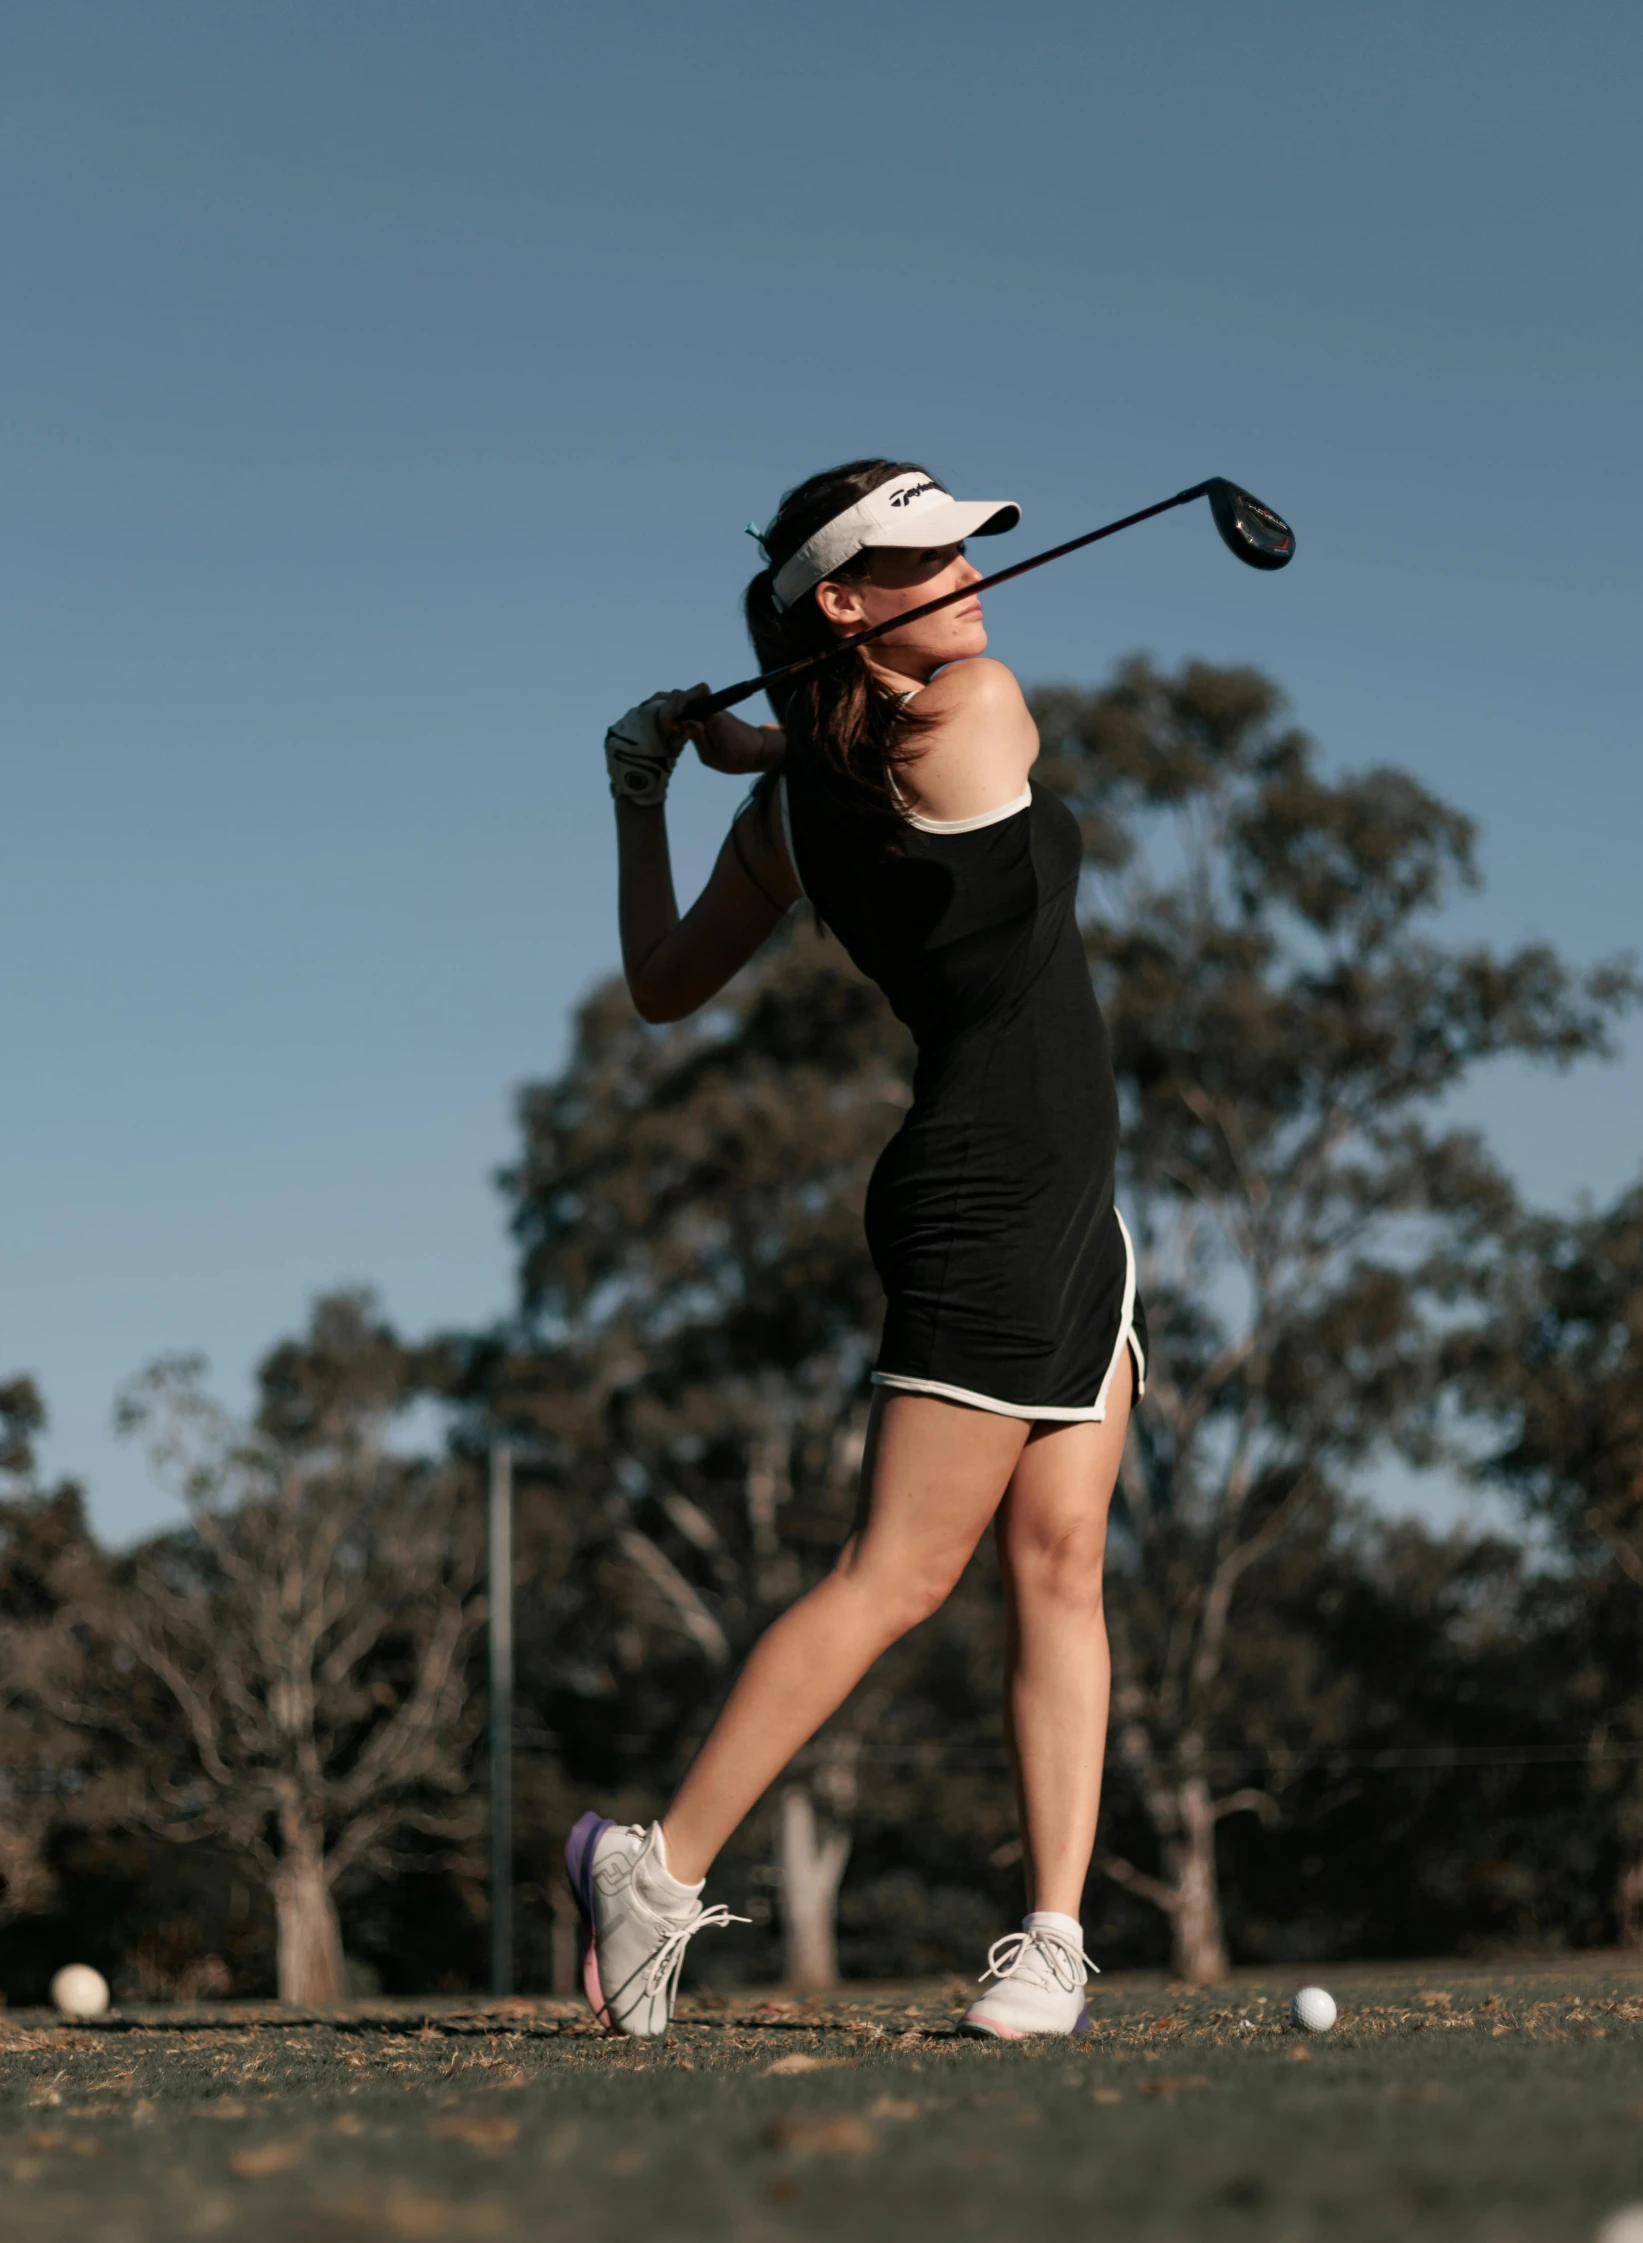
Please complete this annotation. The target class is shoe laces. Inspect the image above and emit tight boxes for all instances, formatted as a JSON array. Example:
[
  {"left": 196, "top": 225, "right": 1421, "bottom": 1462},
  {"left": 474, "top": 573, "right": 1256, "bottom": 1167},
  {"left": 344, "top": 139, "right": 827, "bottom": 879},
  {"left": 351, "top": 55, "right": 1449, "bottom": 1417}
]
[
  {"left": 980, "top": 1926, "right": 1097, "bottom": 1997},
  {"left": 641, "top": 1903, "right": 750, "bottom": 2006}
]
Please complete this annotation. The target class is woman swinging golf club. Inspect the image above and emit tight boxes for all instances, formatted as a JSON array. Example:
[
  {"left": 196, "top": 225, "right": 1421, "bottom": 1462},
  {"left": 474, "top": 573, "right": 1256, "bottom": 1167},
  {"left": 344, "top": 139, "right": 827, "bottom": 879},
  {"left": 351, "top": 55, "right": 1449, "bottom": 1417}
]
[{"left": 570, "top": 458, "right": 1146, "bottom": 2040}]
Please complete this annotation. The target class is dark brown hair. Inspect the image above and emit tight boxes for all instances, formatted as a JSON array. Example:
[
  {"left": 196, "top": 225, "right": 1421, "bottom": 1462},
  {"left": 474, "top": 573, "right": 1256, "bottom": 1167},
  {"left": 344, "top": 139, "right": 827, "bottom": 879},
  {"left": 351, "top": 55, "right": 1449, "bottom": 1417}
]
[{"left": 745, "top": 458, "right": 934, "bottom": 828}]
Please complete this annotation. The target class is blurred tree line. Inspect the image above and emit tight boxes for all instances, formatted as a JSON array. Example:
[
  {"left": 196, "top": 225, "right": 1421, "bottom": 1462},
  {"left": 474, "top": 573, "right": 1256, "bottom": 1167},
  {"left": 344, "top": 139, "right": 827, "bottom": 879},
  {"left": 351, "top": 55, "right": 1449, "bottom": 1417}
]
[{"left": 3, "top": 658, "right": 1640, "bottom": 2003}]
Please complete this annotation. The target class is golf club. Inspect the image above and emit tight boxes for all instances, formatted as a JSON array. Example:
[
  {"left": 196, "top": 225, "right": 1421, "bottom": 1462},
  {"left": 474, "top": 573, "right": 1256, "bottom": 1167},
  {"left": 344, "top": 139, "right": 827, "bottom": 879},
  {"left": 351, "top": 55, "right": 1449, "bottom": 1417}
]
[{"left": 679, "top": 477, "right": 1294, "bottom": 723}]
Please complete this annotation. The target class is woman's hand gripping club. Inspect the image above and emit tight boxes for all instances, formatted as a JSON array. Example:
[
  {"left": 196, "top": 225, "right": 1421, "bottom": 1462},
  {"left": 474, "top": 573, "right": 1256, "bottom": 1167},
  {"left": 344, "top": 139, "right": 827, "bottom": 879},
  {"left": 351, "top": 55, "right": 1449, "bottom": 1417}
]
[{"left": 605, "top": 688, "right": 783, "bottom": 807}]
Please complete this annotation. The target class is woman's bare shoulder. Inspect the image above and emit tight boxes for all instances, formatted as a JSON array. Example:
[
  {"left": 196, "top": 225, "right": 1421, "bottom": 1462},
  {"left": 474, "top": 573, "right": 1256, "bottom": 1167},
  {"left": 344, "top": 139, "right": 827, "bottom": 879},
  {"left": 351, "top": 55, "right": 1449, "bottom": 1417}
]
[
  {"left": 895, "top": 659, "right": 1037, "bottom": 819},
  {"left": 914, "top": 657, "right": 1028, "bottom": 716}
]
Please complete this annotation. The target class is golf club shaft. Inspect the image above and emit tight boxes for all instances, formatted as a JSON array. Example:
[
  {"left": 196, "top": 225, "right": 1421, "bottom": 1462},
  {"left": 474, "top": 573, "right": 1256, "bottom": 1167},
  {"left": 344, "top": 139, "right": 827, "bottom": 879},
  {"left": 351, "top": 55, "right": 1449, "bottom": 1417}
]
[{"left": 681, "top": 482, "right": 1213, "bottom": 723}]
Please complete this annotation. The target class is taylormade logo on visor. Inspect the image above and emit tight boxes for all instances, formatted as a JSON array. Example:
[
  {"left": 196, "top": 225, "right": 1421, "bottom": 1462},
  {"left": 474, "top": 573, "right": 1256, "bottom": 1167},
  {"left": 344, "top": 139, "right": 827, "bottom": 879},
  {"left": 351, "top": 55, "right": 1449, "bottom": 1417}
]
[{"left": 768, "top": 475, "right": 1022, "bottom": 612}]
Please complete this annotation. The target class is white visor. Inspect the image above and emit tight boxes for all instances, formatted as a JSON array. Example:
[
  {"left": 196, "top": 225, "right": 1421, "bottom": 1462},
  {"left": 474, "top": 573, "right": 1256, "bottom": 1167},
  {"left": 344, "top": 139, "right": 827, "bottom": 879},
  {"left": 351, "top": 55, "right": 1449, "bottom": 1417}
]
[{"left": 769, "top": 471, "right": 1020, "bottom": 612}]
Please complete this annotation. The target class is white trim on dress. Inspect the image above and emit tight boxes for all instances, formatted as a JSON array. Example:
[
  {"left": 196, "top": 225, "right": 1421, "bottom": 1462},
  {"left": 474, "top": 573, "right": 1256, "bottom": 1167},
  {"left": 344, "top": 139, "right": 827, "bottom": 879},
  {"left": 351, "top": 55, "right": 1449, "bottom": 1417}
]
[
  {"left": 898, "top": 786, "right": 1032, "bottom": 835},
  {"left": 871, "top": 1211, "right": 1147, "bottom": 1424}
]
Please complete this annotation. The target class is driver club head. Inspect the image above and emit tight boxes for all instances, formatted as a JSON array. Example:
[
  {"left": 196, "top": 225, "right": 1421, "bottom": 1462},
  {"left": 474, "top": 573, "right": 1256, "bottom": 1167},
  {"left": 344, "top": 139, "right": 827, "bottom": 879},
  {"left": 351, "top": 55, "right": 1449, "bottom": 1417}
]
[{"left": 1206, "top": 478, "right": 1295, "bottom": 570}]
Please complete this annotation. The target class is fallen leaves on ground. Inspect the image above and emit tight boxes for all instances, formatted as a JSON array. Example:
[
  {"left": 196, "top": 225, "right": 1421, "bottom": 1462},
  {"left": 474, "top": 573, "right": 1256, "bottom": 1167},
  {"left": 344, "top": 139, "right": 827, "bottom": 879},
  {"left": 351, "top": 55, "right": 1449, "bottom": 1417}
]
[
  {"left": 229, "top": 2136, "right": 308, "bottom": 2177},
  {"left": 428, "top": 2113, "right": 519, "bottom": 2154},
  {"left": 765, "top": 2112, "right": 879, "bottom": 2156},
  {"left": 765, "top": 2052, "right": 855, "bottom": 2075},
  {"left": 314, "top": 2187, "right": 511, "bottom": 2239},
  {"left": 1139, "top": 2075, "right": 1214, "bottom": 2101}
]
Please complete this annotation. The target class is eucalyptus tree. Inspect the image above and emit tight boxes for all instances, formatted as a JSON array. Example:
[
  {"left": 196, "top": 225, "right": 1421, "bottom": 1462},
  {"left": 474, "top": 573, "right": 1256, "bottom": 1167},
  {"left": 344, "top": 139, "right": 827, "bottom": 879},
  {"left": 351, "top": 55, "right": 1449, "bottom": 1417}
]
[
  {"left": 105, "top": 1294, "right": 484, "bottom": 2003},
  {"left": 1457, "top": 1179, "right": 1643, "bottom": 1938},
  {"left": 0, "top": 1378, "right": 111, "bottom": 1921}
]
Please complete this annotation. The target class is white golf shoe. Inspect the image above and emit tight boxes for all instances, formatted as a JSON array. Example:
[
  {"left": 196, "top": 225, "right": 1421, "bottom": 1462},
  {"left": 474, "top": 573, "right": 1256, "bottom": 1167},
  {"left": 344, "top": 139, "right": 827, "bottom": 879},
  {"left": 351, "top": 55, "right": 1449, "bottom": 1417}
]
[
  {"left": 959, "top": 1912, "right": 1097, "bottom": 2039},
  {"left": 565, "top": 1813, "right": 746, "bottom": 2037}
]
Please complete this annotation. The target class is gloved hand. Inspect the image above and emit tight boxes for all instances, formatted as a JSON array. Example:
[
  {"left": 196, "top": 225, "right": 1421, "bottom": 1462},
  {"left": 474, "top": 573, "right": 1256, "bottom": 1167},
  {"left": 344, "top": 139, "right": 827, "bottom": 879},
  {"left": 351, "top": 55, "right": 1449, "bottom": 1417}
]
[{"left": 604, "top": 693, "right": 684, "bottom": 807}]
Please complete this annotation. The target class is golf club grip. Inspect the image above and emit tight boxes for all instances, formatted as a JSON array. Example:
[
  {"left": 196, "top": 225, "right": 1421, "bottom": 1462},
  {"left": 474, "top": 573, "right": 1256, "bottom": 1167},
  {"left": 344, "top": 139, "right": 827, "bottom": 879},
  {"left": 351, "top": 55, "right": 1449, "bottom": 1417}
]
[
  {"left": 676, "top": 485, "right": 1209, "bottom": 726},
  {"left": 685, "top": 676, "right": 776, "bottom": 721}
]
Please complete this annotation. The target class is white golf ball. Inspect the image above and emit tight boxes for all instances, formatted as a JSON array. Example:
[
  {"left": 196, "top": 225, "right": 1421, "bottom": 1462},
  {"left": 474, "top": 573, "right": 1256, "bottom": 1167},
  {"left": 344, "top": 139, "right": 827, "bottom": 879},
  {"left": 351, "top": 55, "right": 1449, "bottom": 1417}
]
[
  {"left": 1290, "top": 1984, "right": 1336, "bottom": 2033},
  {"left": 50, "top": 1964, "right": 110, "bottom": 2020}
]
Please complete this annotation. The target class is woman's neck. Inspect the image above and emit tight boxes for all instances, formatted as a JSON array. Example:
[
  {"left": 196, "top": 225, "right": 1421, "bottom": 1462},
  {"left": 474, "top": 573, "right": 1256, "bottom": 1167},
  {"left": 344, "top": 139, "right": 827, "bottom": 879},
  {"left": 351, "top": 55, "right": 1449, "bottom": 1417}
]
[{"left": 861, "top": 649, "right": 941, "bottom": 696}]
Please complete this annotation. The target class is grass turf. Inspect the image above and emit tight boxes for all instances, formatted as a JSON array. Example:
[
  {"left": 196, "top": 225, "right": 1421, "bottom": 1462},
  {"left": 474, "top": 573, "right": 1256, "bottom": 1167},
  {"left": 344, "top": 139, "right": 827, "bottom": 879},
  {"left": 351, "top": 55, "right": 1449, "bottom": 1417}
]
[{"left": 3, "top": 1958, "right": 1643, "bottom": 2240}]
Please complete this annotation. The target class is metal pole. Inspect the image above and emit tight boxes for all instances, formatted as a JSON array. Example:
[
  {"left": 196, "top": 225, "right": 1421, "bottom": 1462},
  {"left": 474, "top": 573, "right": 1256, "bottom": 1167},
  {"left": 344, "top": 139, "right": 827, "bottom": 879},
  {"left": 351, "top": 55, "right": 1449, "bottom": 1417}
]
[{"left": 488, "top": 1443, "right": 514, "bottom": 1999}]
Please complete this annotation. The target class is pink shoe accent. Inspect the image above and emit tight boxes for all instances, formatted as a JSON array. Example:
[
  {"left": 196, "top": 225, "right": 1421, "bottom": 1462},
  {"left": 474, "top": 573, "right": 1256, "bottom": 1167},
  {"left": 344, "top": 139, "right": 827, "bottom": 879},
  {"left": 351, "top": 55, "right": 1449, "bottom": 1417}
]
[
  {"left": 565, "top": 1811, "right": 616, "bottom": 2033},
  {"left": 960, "top": 2001, "right": 1092, "bottom": 2041},
  {"left": 581, "top": 1940, "right": 609, "bottom": 2029},
  {"left": 961, "top": 2010, "right": 1027, "bottom": 2040}
]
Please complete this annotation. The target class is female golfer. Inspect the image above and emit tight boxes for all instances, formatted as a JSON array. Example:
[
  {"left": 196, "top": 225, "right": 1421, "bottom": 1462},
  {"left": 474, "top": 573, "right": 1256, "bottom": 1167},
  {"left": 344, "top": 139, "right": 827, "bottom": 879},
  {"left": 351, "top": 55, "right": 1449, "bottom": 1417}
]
[{"left": 569, "top": 459, "right": 1144, "bottom": 2039}]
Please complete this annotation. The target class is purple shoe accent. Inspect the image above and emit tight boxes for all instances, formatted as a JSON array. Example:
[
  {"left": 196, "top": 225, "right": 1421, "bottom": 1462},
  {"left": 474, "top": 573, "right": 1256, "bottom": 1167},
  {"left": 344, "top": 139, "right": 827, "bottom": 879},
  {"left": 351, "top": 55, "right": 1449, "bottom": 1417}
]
[
  {"left": 1073, "top": 2004, "right": 1092, "bottom": 2036},
  {"left": 564, "top": 1813, "right": 615, "bottom": 2030},
  {"left": 565, "top": 1812, "right": 612, "bottom": 1931}
]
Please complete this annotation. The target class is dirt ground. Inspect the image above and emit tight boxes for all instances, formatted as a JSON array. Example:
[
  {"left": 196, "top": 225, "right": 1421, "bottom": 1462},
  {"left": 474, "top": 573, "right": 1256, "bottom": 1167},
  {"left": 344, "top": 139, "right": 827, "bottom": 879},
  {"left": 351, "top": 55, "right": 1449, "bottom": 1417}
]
[{"left": 4, "top": 1955, "right": 1643, "bottom": 2241}]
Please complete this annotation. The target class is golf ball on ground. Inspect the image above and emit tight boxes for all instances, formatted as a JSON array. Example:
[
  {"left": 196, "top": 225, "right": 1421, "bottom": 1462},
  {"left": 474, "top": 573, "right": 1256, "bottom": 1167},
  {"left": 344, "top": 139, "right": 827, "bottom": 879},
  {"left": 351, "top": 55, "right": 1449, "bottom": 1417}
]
[
  {"left": 1290, "top": 1985, "right": 1336, "bottom": 2033},
  {"left": 51, "top": 1964, "right": 110, "bottom": 2019}
]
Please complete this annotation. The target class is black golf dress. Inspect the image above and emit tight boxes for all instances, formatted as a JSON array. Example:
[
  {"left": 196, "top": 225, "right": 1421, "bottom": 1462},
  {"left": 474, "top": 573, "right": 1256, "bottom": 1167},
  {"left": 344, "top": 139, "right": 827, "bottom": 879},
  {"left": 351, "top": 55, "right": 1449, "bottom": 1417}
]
[{"left": 772, "top": 711, "right": 1146, "bottom": 1422}]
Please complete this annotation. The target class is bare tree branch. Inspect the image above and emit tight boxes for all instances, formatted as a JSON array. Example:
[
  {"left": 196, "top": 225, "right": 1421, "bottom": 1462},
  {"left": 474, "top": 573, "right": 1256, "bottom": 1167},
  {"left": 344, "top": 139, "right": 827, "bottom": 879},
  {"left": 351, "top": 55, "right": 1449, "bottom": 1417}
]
[
  {"left": 1093, "top": 1850, "right": 1179, "bottom": 1916},
  {"left": 1212, "top": 1787, "right": 1281, "bottom": 1827}
]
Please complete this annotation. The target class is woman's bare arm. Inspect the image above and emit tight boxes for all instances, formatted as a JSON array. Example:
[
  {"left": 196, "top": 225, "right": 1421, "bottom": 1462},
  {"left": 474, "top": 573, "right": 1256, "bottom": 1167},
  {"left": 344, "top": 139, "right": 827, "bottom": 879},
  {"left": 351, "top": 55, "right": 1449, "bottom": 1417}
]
[{"left": 616, "top": 699, "right": 800, "bottom": 1024}]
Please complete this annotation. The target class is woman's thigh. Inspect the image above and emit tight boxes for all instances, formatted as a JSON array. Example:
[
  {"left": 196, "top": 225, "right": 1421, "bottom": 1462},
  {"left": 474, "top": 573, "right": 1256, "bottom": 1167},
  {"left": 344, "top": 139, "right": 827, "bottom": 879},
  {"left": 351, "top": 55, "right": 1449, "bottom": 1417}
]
[
  {"left": 996, "top": 1354, "right": 1134, "bottom": 1581},
  {"left": 841, "top": 1390, "right": 1031, "bottom": 1591}
]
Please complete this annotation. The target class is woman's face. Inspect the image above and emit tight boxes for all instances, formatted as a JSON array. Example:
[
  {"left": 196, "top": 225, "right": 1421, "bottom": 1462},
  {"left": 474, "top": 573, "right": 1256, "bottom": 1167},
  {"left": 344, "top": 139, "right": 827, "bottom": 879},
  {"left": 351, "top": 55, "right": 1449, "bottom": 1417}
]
[{"left": 813, "top": 543, "right": 987, "bottom": 676}]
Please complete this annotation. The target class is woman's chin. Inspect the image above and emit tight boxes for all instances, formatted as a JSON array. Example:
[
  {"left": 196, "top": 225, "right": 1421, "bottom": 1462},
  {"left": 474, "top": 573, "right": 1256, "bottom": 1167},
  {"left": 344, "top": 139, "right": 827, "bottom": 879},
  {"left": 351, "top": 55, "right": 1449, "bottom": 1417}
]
[
  {"left": 888, "top": 623, "right": 988, "bottom": 667},
  {"left": 920, "top": 625, "right": 987, "bottom": 663}
]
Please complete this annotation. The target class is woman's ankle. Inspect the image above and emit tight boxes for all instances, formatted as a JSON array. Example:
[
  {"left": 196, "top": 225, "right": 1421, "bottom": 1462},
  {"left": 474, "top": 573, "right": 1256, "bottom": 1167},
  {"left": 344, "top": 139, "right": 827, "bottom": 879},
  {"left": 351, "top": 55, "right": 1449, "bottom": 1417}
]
[
  {"left": 631, "top": 1820, "right": 708, "bottom": 1914},
  {"left": 655, "top": 1816, "right": 713, "bottom": 1890}
]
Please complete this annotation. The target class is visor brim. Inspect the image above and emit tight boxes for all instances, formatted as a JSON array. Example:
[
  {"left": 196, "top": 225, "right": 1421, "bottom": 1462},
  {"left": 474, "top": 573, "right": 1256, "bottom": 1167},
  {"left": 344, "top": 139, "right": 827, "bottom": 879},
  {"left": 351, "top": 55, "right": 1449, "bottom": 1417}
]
[{"left": 861, "top": 499, "right": 1020, "bottom": 550}]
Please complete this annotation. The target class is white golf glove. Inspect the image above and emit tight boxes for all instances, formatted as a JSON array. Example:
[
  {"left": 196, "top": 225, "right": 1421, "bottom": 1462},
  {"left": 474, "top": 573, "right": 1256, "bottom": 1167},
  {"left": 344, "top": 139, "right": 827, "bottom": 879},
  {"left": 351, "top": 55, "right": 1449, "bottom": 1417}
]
[{"left": 604, "top": 693, "right": 683, "bottom": 807}]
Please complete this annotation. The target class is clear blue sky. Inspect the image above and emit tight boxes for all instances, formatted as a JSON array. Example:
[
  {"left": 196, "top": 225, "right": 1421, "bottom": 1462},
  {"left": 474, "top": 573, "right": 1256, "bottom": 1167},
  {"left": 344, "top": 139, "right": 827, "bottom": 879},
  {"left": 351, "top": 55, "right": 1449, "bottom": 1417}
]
[{"left": 3, "top": 2, "right": 1638, "bottom": 1540}]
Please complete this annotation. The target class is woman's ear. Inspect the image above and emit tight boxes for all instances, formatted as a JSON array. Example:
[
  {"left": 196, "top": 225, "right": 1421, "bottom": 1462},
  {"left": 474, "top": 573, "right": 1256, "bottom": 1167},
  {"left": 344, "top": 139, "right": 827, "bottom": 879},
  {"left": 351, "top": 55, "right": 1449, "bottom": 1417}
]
[{"left": 814, "top": 576, "right": 872, "bottom": 633}]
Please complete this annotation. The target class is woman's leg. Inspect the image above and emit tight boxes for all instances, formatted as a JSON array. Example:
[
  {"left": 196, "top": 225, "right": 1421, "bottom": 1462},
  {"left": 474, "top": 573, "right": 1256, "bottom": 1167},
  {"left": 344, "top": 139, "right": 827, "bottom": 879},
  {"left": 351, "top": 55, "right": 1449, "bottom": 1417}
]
[
  {"left": 994, "top": 1351, "right": 1134, "bottom": 1919},
  {"left": 661, "top": 1391, "right": 1029, "bottom": 1884}
]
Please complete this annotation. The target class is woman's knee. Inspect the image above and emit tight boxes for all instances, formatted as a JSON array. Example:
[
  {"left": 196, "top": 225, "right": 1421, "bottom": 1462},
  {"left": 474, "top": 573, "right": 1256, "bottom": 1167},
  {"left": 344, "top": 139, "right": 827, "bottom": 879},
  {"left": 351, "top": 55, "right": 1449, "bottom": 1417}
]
[
  {"left": 835, "top": 1544, "right": 969, "bottom": 1640},
  {"left": 1008, "top": 1525, "right": 1109, "bottom": 1620}
]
